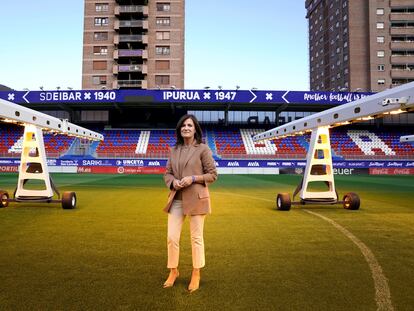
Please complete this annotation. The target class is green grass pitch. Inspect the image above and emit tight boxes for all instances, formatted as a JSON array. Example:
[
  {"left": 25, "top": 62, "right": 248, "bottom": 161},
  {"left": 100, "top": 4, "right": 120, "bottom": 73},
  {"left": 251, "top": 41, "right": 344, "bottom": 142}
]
[{"left": 0, "top": 173, "right": 413, "bottom": 310}]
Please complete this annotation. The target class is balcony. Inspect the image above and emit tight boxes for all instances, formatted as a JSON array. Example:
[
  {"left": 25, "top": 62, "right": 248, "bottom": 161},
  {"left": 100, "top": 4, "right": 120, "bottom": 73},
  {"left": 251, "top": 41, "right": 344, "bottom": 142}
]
[
  {"left": 113, "top": 79, "right": 148, "bottom": 89},
  {"left": 390, "top": 27, "right": 414, "bottom": 35},
  {"left": 390, "top": 13, "right": 414, "bottom": 21},
  {"left": 113, "top": 64, "right": 148, "bottom": 74},
  {"left": 390, "top": 41, "right": 414, "bottom": 49},
  {"left": 115, "top": 5, "right": 148, "bottom": 16},
  {"left": 391, "top": 55, "right": 414, "bottom": 63},
  {"left": 113, "top": 49, "right": 148, "bottom": 59},
  {"left": 114, "top": 20, "right": 149, "bottom": 30},
  {"left": 114, "top": 34, "right": 148, "bottom": 44},
  {"left": 391, "top": 0, "right": 414, "bottom": 7},
  {"left": 391, "top": 69, "right": 414, "bottom": 78}
]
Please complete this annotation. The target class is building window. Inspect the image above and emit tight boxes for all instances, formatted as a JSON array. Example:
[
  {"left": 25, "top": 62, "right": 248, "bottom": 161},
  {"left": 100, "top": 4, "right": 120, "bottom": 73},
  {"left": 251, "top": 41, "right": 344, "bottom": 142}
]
[
  {"left": 92, "top": 76, "right": 107, "bottom": 85},
  {"left": 156, "top": 31, "right": 170, "bottom": 40},
  {"left": 377, "top": 8, "right": 384, "bottom": 15},
  {"left": 93, "top": 61, "right": 107, "bottom": 70},
  {"left": 344, "top": 41, "right": 348, "bottom": 47},
  {"left": 155, "top": 46, "right": 170, "bottom": 55},
  {"left": 157, "top": 3, "right": 171, "bottom": 12},
  {"left": 155, "top": 75, "right": 170, "bottom": 85},
  {"left": 95, "top": 3, "right": 109, "bottom": 12},
  {"left": 94, "top": 32, "right": 108, "bottom": 41},
  {"left": 377, "top": 50, "right": 385, "bottom": 57},
  {"left": 93, "top": 46, "right": 108, "bottom": 55},
  {"left": 377, "top": 36, "right": 385, "bottom": 43},
  {"left": 376, "top": 22, "right": 384, "bottom": 29},
  {"left": 155, "top": 60, "right": 170, "bottom": 70},
  {"left": 94, "top": 17, "right": 109, "bottom": 26},
  {"left": 156, "top": 17, "right": 170, "bottom": 26},
  {"left": 378, "top": 65, "right": 385, "bottom": 71},
  {"left": 377, "top": 79, "right": 385, "bottom": 85}
]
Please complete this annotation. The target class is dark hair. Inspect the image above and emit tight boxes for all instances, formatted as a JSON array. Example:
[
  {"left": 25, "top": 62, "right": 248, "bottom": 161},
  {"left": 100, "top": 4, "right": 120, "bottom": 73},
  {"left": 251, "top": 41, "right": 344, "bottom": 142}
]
[{"left": 175, "top": 114, "right": 203, "bottom": 146}]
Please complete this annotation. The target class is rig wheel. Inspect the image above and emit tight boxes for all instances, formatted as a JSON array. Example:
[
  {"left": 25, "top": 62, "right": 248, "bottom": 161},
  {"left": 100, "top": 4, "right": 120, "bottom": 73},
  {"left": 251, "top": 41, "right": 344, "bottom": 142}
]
[
  {"left": 0, "top": 191, "right": 9, "bottom": 208},
  {"left": 62, "top": 192, "right": 77, "bottom": 209},
  {"left": 276, "top": 193, "right": 291, "bottom": 211},
  {"left": 343, "top": 192, "right": 360, "bottom": 210}
]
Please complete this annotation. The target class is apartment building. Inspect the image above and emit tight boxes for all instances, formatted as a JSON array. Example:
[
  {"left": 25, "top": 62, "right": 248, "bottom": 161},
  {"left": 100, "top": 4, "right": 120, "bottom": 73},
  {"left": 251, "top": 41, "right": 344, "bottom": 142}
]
[
  {"left": 306, "top": 0, "right": 414, "bottom": 92},
  {"left": 82, "top": 0, "right": 184, "bottom": 89}
]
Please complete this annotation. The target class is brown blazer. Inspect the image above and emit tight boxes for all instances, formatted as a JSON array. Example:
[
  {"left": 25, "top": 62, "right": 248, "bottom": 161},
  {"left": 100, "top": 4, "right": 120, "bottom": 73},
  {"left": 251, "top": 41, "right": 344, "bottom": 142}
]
[{"left": 163, "top": 143, "right": 218, "bottom": 215}]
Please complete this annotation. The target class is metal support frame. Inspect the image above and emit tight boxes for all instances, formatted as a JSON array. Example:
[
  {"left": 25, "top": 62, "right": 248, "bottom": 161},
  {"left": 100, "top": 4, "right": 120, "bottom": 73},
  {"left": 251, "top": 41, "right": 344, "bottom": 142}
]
[
  {"left": 252, "top": 82, "right": 414, "bottom": 210},
  {"left": 16, "top": 124, "right": 53, "bottom": 199},
  {"left": 0, "top": 97, "right": 104, "bottom": 209},
  {"left": 298, "top": 126, "right": 336, "bottom": 202}
]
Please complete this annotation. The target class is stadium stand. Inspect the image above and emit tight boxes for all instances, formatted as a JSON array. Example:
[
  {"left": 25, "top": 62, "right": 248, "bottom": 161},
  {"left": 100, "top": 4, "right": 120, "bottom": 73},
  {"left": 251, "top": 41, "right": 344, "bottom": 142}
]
[
  {"left": 1, "top": 125, "right": 413, "bottom": 160},
  {"left": 0, "top": 124, "right": 74, "bottom": 158}
]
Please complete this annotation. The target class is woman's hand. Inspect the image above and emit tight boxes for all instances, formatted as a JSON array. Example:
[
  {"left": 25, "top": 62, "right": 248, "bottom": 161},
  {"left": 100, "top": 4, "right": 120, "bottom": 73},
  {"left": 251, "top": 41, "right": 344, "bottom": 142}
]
[
  {"left": 173, "top": 179, "right": 184, "bottom": 190},
  {"left": 180, "top": 176, "right": 194, "bottom": 188}
]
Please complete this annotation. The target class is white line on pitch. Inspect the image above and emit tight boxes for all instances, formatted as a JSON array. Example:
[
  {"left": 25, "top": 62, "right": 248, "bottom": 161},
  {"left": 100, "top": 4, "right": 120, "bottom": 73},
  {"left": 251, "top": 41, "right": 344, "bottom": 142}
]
[
  {"left": 213, "top": 191, "right": 394, "bottom": 311},
  {"left": 304, "top": 210, "right": 394, "bottom": 311}
]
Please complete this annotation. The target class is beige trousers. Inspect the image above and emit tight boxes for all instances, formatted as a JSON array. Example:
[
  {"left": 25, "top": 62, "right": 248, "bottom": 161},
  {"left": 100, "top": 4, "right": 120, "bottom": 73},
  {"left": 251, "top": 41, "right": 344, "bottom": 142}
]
[{"left": 167, "top": 200, "right": 206, "bottom": 269}]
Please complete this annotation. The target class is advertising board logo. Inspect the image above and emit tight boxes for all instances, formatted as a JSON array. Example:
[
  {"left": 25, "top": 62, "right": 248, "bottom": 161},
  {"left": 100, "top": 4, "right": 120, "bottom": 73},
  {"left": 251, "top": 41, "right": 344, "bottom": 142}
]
[
  {"left": 393, "top": 169, "right": 410, "bottom": 175},
  {"left": 387, "top": 162, "right": 403, "bottom": 167},
  {"left": 295, "top": 168, "right": 304, "bottom": 175},
  {"left": 248, "top": 161, "right": 259, "bottom": 167},
  {"left": 148, "top": 161, "right": 160, "bottom": 166},
  {"left": 215, "top": 161, "right": 220, "bottom": 167},
  {"left": 82, "top": 160, "right": 102, "bottom": 166},
  {"left": 369, "top": 162, "right": 384, "bottom": 167},
  {"left": 282, "top": 162, "right": 292, "bottom": 167},
  {"left": 116, "top": 160, "right": 122, "bottom": 166},
  {"left": 266, "top": 162, "right": 279, "bottom": 167},
  {"left": 333, "top": 168, "right": 354, "bottom": 175},
  {"left": 334, "top": 162, "right": 347, "bottom": 167},
  {"left": 405, "top": 162, "right": 414, "bottom": 167},
  {"left": 227, "top": 161, "right": 239, "bottom": 167},
  {"left": 371, "top": 168, "right": 389, "bottom": 175},
  {"left": 348, "top": 162, "right": 365, "bottom": 167},
  {"left": 122, "top": 159, "right": 144, "bottom": 166}
]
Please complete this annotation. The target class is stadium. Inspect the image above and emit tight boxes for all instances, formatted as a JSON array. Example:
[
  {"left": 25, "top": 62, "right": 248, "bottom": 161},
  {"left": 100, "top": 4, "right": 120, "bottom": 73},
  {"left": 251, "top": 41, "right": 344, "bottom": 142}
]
[{"left": 0, "top": 84, "right": 414, "bottom": 310}]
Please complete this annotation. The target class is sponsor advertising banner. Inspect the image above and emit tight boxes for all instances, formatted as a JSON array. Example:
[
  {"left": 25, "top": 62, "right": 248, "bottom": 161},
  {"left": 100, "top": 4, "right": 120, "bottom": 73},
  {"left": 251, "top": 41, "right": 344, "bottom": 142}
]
[
  {"left": 77, "top": 166, "right": 165, "bottom": 174},
  {"left": 280, "top": 168, "right": 369, "bottom": 175},
  {"left": 369, "top": 168, "right": 414, "bottom": 175},
  {"left": 1, "top": 158, "right": 413, "bottom": 174}
]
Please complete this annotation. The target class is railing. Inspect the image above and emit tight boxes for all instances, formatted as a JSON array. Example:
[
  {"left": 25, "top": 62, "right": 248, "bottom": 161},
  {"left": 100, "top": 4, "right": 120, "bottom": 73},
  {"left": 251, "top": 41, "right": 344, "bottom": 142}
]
[
  {"left": 117, "top": 49, "right": 143, "bottom": 57},
  {"left": 119, "top": 20, "right": 144, "bottom": 27},
  {"left": 119, "top": 35, "right": 143, "bottom": 42},
  {"left": 118, "top": 64, "right": 143, "bottom": 72},
  {"left": 117, "top": 80, "right": 143, "bottom": 87},
  {"left": 119, "top": 5, "right": 145, "bottom": 13}
]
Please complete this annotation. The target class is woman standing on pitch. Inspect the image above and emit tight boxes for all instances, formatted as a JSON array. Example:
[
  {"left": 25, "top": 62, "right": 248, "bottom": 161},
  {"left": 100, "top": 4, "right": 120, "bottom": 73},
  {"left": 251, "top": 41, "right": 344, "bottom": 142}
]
[{"left": 163, "top": 114, "right": 217, "bottom": 293}]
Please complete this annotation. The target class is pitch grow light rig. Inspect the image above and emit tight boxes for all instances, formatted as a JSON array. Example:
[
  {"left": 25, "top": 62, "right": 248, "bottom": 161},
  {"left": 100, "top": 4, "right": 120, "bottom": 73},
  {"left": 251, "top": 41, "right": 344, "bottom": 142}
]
[
  {"left": 0, "top": 98, "right": 103, "bottom": 209},
  {"left": 253, "top": 82, "right": 414, "bottom": 210}
]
